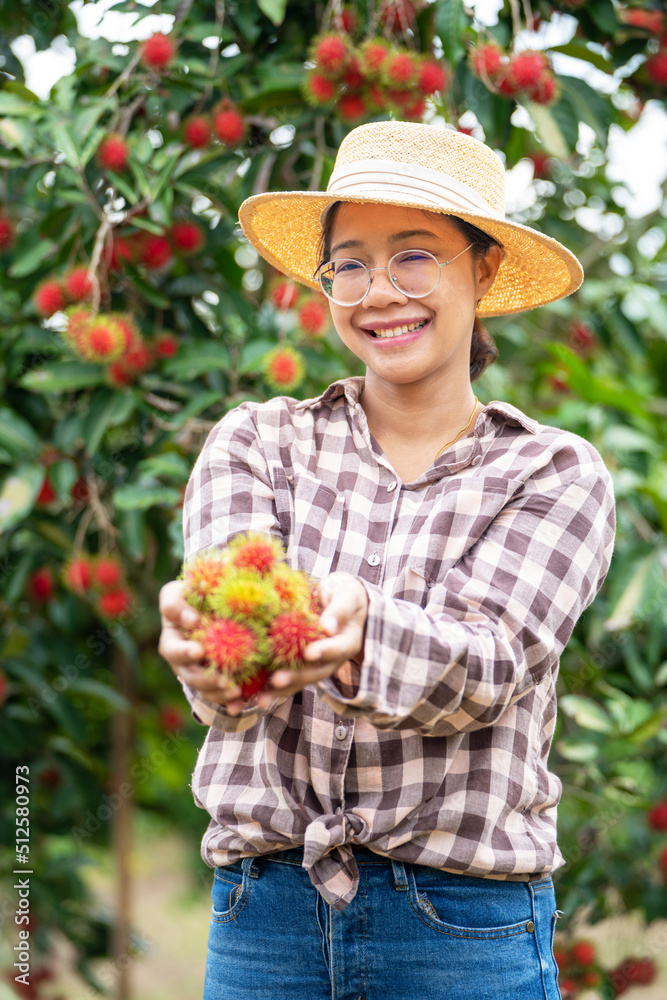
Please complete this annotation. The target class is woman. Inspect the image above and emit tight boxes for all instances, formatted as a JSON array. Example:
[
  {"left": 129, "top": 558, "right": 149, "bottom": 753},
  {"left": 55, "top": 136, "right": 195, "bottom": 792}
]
[{"left": 159, "top": 121, "right": 615, "bottom": 1000}]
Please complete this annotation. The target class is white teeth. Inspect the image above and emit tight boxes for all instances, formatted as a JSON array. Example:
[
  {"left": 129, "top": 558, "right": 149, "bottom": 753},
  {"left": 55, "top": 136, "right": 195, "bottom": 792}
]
[{"left": 371, "top": 320, "right": 427, "bottom": 339}]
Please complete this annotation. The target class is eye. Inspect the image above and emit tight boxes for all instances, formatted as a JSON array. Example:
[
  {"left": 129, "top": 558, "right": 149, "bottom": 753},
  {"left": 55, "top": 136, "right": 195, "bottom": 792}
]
[
  {"left": 334, "top": 259, "right": 365, "bottom": 274},
  {"left": 395, "top": 250, "right": 434, "bottom": 265}
]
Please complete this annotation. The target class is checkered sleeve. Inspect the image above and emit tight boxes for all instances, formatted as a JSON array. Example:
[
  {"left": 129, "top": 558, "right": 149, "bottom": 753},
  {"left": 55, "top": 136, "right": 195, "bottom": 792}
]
[
  {"left": 179, "top": 403, "right": 284, "bottom": 733},
  {"left": 319, "top": 465, "right": 616, "bottom": 736}
]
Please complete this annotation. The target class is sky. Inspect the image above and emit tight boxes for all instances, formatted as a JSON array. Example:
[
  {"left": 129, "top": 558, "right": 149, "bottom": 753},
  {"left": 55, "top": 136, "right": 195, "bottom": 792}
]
[{"left": 6, "top": 0, "right": 667, "bottom": 219}]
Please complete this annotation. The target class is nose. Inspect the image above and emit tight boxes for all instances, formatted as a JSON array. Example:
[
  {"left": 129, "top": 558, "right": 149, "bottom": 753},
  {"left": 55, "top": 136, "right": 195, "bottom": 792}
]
[{"left": 361, "top": 266, "right": 409, "bottom": 307}]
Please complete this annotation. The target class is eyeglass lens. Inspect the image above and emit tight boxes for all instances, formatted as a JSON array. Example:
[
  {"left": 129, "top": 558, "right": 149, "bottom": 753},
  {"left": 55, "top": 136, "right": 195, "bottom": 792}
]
[{"left": 319, "top": 250, "right": 442, "bottom": 305}]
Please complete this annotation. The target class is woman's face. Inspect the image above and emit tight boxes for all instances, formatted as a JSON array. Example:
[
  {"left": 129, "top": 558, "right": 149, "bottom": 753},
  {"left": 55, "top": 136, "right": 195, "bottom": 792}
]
[{"left": 326, "top": 203, "right": 500, "bottom": 391}]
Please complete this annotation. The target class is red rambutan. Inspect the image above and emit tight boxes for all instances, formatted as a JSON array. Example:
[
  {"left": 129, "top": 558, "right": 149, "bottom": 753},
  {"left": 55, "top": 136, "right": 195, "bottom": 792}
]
[
  {"left": 648, "top": 801, "right": 667, "bottom": 831},
  {"left": 571, "top": 940, "right": 596, "bottom": 966},
  {"left": 93, "top": 556, "right": 123, "bottom": 590},
  {"left": 154, "top": 332, "right": 179, "bottom": 358},
  {"left": 263, "top": 346, "right": 305, "bottom": 392},
  {"left": 141, "top": 32, "right": 176, "bottom": 71},
  {"left": 267, "top": 610, "right": 323, "bottom": 668},
  {"left": 158, "top": 705, "right": 185, "bottom": 732},
  {"left": 298, "top": 297, "right": 328, "bottom": 337},
  {"left": 36, "top": 474, "right": 56, "bottom": 505},
  {"left": 97, "top": 133, "right": 129, "bottom": 172},
  {"left": 29, "top": 567, "right": 54, "bottom": 601},
  {"left": 183, "top": 115, "right": 212, "bottom": 148},
  {"left": 366, "top": 82, "right": 388, "bottom": 110},
  {"left": 343, "top": 56, "right": 365, "bottom": 89},
  {"left": 214, "top": 107, "right": 246, "bottom": 146},
  {"left": 140, "top": 234, "right": 172, "bottom": 270},
  {"left": 312, "top": 33, "right": 351, "bottom": 78},
  {"left": 418, "top": 59, "right": 448, "bottom": 95},
  {"left": 378, "top": 0, "right": 417, "bottom": 32},
  {"left": 0, "top": 214, "right": 14, "bottom": 252},
  {"left": 337, "top": 92, "right": 369, "bottom": 121},
  {"left": 646, "top": 49, "right": 667, "bottom": 87},
  {"left": 98, "top": 588, "right": 133, "bottom": 618},
  {"left": 529, "top": 152, "right": 550, "bottom": 178},
  {"left": 470, "top": 42, "right": 505, "bottom": 82},
  {"left": 106, "top": 237, "right": 133, "bottom": 271},
  {"left": 78, "top": 318, "right": 126, "bottom": 362},
  {"left": 184, "top": 551, "right": 230, "bottom": 611},
  {"left": 239, "top": 668, "right": 271, "bottom": 700},
  {"left": 337, "top": 7, "right": 357, "bottom": 34},
  {"left": 403, "top": 96, "right": 427, "bottom": 120},
  {"left": 359, "top": 39, "right": 389, "bottom": 79},
  {"left": 64, "top": 557, "right": 93, "bottom": 592},
  {"left": 64, "top": 267, "right": 93, "bottom": 302},
  {"left": 270, "top": 280, "right": 299, "bottom": 310},
  {"left": 527, "top": 69, "right": 558, "bottom": 105},
  {"left": 305, "top": 71, "right": 339, "bottom": 105},
  {"left": 71, "top": 476, "right": 90, "bottom": 504},
  {"left": 198, "top": 618, "right": 258, "bottom": 672},
  {"left": 229, "top": 533, "right": 284, "bottom": 576},
  {"left": 382, "top": 50, "right": 418, "bottom": 89},
  {"left": 620, "top": 9, "right": 665, "bottom": 33},
  {"left": 505, "top": 50, "right": 549, "bottom": 92},
  {"left": 171, "top": 221, "right": 205, "bottom": 254},
  {"left": 35, "top": 280, "right": 66, "bottom": 317}
]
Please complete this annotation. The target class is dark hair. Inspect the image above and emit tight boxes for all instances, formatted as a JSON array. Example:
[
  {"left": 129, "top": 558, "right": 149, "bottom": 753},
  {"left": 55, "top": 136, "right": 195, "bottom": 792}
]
[{"left": 318, "top": 203, "right": 500, "bottom": 383}]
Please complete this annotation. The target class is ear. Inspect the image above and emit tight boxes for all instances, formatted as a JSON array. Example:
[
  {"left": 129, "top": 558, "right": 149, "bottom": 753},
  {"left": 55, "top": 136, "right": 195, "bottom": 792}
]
[{"left": 475, "top": 244, "right": 502, "bottom": 301}]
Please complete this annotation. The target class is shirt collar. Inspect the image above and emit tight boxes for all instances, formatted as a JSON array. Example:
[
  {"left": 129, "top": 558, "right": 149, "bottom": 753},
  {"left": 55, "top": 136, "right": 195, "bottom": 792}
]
[{"left": 295, "top": 378, "right": 540, "bottom": 435}]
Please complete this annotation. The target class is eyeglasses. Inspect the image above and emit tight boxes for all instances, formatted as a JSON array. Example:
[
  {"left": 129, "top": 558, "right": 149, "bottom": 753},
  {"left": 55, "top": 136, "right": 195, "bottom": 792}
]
[{"left": 313, "top": 245, "right": 473, "bottom": 307}]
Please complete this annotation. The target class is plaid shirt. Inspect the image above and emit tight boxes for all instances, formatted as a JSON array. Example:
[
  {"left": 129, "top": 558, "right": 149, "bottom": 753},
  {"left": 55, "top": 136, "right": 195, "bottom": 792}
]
[{"left": 181, "top": 377, "right": 615, "bottom": 911}]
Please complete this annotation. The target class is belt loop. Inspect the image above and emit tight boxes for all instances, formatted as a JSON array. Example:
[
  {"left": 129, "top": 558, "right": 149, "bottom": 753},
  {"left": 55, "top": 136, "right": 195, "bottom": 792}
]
[
  {"left": 241, "top": 856, "right": 260, "bottom": 878},
  {"left": 390, "top": 859, "right": 408, "bottom": 891}
]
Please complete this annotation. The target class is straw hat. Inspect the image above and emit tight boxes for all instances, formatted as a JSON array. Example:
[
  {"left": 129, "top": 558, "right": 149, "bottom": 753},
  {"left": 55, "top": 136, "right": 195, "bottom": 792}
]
[{"left": 238, "top": 120, "right": 583, "bottom": 317}]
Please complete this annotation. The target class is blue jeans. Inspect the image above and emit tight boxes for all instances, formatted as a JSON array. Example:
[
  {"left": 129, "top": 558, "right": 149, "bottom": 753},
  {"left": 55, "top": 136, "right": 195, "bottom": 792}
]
[{"left": 203, "top": 847, "right": 563, "bottom": 1000}]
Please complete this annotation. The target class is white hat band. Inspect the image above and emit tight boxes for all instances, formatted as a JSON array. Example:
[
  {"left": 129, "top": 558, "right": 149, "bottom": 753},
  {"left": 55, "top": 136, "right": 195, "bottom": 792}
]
[{"left": 326, "top": 158, "right": 503, "bottom": 219}]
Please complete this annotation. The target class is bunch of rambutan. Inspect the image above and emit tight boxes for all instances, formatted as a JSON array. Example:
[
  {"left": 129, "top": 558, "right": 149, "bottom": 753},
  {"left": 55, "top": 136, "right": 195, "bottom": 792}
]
[
  {"left": 469, "top": 43, "right": 558, "bottom": 106},
  {"left": 303, "top": 32, "right": 448, "bottom": 122},
  {"left": 182, "top": 533, "right": 324, "bottom": 701},
  {"left": 61, "top": 309, "right": 157, "bottom": 384},
  {"left": 33, "top": 266, "right": 94, "bottom": 318},
  {"left": 62, "top": 552, "right": 134, "bottom": 619}
]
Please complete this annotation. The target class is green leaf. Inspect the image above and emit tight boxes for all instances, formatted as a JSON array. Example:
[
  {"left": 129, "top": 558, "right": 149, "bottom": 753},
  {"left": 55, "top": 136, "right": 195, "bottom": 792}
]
[
  {"left": 136, "top": 453, "right": 191, "bottom": 481},
  {"left": 117, "top": 509, "right": 146, "bottom": 560},
  {"left": 257, "top": 0, "right": 287, "bottom": 26},
  {"left": 49, "top": 121, "right": 81, "bottom": 168},
  {"left": 556, "top": 76, "right": 614, "bottom": 148},
  {"left": 0, "top": 464, "right": 44, "bottom": 532},
  {"left": 0, "top": 92, "right": 43, "bottom": 117},
  {"left": 68, "top": 678, "right": 131, "bottom": 711},
  {"left": 106, "top": 169, "right": 139, "bottom": 205},
  {"left": 49, "top": 458, "right": 78, "bottom": 502},
  {"left": 161, "top": 341, "right": 231, "bottom": 381},
  {"left": 530, "top": 105, "right": 571, "bottom": 159},
  {"left": 80, "top": 387, "right": 128, "bottom": 455},
  {"left": 604, "top": 552, "right": 659, "bottom": 632},
  {"left": 0, "top": 408, "right": 41, "bottom": 458},
  {"left": 435, "top": 0, "right": 467, "bottom": 68},
  {"left": 124, "top": 265, "right": 171, "bottom": 308},
  {"left": 238, "top": 338, "right": 276, "bottom": 374},
  {"left": 8, "top": 238, "right": 57, "bottom": 278},
  {"left": 560, "top": 694, "right": 613, "bottom": 733},
  {"left": 113, "top": 480, "right": 182, "bottom": 511},
  {"left": 556, "top": 740, "right": 600, "bottom": 762},
  {"left": 19, "top": 361, "right": 105, "bottom": 393}
]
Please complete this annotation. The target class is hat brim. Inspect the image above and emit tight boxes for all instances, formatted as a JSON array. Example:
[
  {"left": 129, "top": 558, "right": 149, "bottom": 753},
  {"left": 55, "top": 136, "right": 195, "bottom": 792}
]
[{"left": 238, "top": 190, "right": 583, "bottom": 318}]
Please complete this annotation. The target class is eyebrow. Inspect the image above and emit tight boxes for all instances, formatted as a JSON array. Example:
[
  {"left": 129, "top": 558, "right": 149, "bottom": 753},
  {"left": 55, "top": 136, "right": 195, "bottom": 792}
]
[{"left": 329, "top": 229, "right": 442, "bottom": 257}]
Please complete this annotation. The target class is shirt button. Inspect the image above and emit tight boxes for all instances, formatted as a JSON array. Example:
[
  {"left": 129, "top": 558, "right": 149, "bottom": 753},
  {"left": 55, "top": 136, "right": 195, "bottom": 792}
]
[
  {"left": 367, "top": 553, "right": 381, "bottom": 566},
  {"left": 335, "top": 724, "right": 348, "bottom": 740},
  {"left": 387, "top": 481, "right": 397, "bottom": 492}
]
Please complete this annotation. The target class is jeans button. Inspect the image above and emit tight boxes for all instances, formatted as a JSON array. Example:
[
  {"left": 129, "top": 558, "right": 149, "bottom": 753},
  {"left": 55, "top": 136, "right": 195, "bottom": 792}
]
[{"left": 526, "top": 920, "right": 535, "bottom": 933}]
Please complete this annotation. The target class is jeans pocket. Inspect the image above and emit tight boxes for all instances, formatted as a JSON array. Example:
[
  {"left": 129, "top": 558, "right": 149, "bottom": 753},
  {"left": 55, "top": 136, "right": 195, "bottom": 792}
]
[{"left": 211, "top": 859, "right": 254, "bottom": 923}]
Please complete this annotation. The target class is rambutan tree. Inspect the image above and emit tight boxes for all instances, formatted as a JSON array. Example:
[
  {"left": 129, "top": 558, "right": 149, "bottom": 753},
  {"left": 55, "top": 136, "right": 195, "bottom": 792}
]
[{"left": 0, "top": 0, "right": 666, "bottom": 996}]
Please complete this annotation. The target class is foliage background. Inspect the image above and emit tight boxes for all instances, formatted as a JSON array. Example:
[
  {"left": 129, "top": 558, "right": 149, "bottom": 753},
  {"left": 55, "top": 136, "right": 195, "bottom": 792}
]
[{"left": 0, "top": 0, "right": 666, "bottom": 997}]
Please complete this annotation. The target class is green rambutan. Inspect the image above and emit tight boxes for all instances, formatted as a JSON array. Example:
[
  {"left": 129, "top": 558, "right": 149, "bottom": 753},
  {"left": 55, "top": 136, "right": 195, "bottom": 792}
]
[{"left": 209, "top": 572, "right": 281, "bottom": 623}]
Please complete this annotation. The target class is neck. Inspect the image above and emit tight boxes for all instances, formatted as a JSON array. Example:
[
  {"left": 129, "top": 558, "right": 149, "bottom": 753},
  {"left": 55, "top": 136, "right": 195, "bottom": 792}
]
[{"left": 360, "top": 371, "right": 478, "bottom": 454}]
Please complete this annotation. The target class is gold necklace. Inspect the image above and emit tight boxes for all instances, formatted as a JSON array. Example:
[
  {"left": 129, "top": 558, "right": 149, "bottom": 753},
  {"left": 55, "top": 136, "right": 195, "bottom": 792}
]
[{"left": 433, "top": 396, "right": 478, "bottom": 460}]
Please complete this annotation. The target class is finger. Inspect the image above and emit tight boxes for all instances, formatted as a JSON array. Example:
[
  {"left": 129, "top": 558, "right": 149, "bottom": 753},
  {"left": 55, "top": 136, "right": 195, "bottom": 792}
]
[
  {"left": 270, "top": 665, "right": 336, "bottom": 693},
  {"left": 179, "top": 666, "right": 241, "bottom": 697}
]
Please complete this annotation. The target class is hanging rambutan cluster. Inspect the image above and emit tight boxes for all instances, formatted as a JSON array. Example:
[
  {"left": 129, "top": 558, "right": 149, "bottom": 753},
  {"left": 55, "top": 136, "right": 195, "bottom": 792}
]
[
  {"left": 469, "top": 43, "right": 559, "bottom": 106},
  {"left": 33, "top": 266, "right": 94, "bottom": 318},
  {"left": 61, "top": 309, "right": 156, "bottom": 384},
  {"left": 182, "top": 533, "right": 324, "bottom": 701},
  {"left": 62, "top": 552, "right": 134, "bottom": 619},
  {"left": 303, "top": 31, "right": 449, "bottom": 122}
]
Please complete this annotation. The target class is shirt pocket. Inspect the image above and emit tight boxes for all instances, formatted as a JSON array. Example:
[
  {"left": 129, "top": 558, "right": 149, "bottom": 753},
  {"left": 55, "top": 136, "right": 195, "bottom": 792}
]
[{"left": 284, "top": 473, "right": 346, "bottom": 580}]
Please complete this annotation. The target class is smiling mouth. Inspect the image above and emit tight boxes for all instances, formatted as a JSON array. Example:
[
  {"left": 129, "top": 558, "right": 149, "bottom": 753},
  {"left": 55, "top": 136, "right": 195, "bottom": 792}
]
[{"left": 365, "top": 319, "right": 429, "bottom": 339}]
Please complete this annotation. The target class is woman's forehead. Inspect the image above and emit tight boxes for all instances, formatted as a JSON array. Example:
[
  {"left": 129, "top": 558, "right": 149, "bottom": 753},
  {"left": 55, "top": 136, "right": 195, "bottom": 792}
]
[{"left": 330, "top": 202, "right": 456, "bottom": 240}]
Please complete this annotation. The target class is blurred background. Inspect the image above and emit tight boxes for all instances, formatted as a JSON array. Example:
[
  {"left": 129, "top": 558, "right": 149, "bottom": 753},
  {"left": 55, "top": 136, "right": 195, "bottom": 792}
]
[{"left": 0, "top": 1, "right": 666, "bottom": 998}]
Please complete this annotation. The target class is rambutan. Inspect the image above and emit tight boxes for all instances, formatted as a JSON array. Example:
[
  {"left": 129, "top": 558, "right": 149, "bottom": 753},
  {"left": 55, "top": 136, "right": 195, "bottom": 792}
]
[
  {"left": 36, "top": 474, "right": 56, "bottom": 505},
  {"left": 98, "top": 588, "right": 133, "bottom": 618},
  {"left": 270, "top": 280, "right": 299, "bottom": 310},
  {"left": 196, "top": 617, "right": 259, "bottom": 673},
  {"left": 403, "top": 96, "right": 427, "bottom": 120},
  {"left": 271, "top": 564, "right": 312, "bottom": 612},
  {"left": 382, "top": 51, "right": 418, "bottom": 89},
  {"left": 158, "top": 705, "right": 185, "bottom": 732},
  {"left": 0, "top": 214, "right": 14, "bottom": 252},
  {"left": 78, "top": 317, "right": 126, "bottom": 362},
  {"left": 229, "top": 532, "right": 284, "bottom": 576},
  {"left": 183, "top": 115, "right": 212, "bottom": 148},
  {"left": 418, "top": 59, "right": 448, "bottom": 95},
  {"left": 337, "top": 92, "right": 369, "bottom": 121},
  {"left": 469, "top": 42, "right": 505, "bottom": 82},
  {"left": 267, "top": 610, "right": 323, "bottom": 668},
  {"left": 141, "top": 32, "right": 176, "bottom": 71},
  {"left": 97, "top": 133, "right": 129, "bottom": 172},
  {"left": 210, "top": 573, "right": 281, "bottom": 623},
  {"left": 358, "top": 39, "right": 389, "bottom": 79},
  {"left": 154, "top": 332, "right": 179, "bottom": 358},
  {"left": 106, "top": 236, "right": 133, "bottom": 271},
  {"left": 526, "top": 70, "right": 558, "bottom": 105},
  {"left": 529, "top": 152, "right": 550, "bottom": 178},
  {"left": 113, "top": 313, "right": 140, "bottom": 351},
  {"left": 312, "top": 33, "right": 351, "bottom": 78},
  {"left": 140, "top": 234, "right": 172, "bottom": 270},
  {"left": 35, "top": 280, "right": 66, "bottom": 317},
  {"left": 378, "top": 0, "right": 417, "bottom": 32},
  {"left": 171, "top": 221, "right": 205, "bottom": 254},
  {"left": 64, "top": 557, "right": 94, "bottom": 592},
  {"left": 184, "top": 551, "right": 230, "bottom": 612},
  {"left": 29, "top": 568, "right": 54, "bottom": 601},
  {"left": 304, "top": 71, "right": 339, "bottom": 105},
  {"left": 263, "top": 346, "right": 306, "bottom": 392},
  {"left": 505, "top": 50, "right": 549, "bottom": 92},
  {"left": 64, "top": 308, "right": 92, "bottom": 353},
  {"left": 64, "top": 267, "right": 93, "bottom": 302},
  {"left": 298, "top": 297, "right": 328, "bottom": 337},
  {"left": 648, "top": 801, "right": 667, "bottom": 831},
  {"left": 337, "top": 7, "right": 358, "bottom": 35},
  {"left": 343, "top": 56, "right": 364, "bottom": 89},
  {"left": 621, "top": 9, "right": 665, "bottom": 34},
  {"left": 571, "top": 940, "right": 596, "bottom": 966},
  {"left": 239, "top": 668, "right": 271, "bottom": 700},
  {"left": 646, "top": 49, "right": 667, "bottom": 87},
  {"left": 71, "top": 476, "right": 90, "bottom": 504},
  {"left": 366, "top": 82, "right": 388, "bottom": 110},
  {"left": 213, "top": 106, "right": 246, "bottom": 146},
  {"left": 93, "top": 556, "right": 123, "bottom": 590}
]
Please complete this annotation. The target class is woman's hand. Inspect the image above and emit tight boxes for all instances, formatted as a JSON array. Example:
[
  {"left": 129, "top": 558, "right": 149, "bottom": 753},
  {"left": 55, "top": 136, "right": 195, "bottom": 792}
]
[
  {"left": 158, "top": 580, "right": 247, "bottom": 714},
  {"left": 257, "top": 572, "right": 368, "bottom": 709}
]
